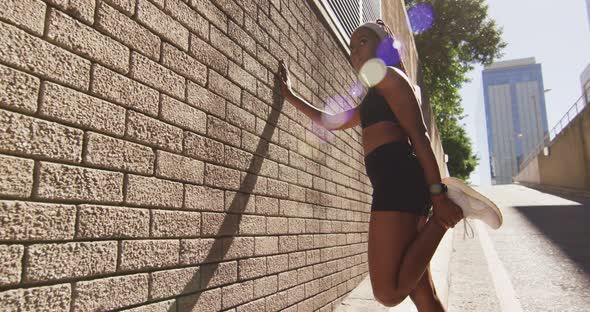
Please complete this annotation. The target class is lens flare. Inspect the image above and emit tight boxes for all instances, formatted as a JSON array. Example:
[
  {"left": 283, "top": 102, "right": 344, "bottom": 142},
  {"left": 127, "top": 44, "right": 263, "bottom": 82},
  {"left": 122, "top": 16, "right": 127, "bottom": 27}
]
[
  {"left": 408, "top": 3, "right": 434, "bottom": 34},
  {"left": 376, "top": 37, "right": 401, "bottom": 66},
  {"left": 349, "top": 81, "right": 364, "bottom": 98},
  {"left": 358, "top": 58, "right": 387, "bottom": 88}
]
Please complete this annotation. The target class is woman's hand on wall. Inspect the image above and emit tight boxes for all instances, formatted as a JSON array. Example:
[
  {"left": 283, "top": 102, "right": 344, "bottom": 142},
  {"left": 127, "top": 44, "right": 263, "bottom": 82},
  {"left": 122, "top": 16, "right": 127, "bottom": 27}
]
[{"left": 277, "top": 60, "right": 293, "bottom": 98}]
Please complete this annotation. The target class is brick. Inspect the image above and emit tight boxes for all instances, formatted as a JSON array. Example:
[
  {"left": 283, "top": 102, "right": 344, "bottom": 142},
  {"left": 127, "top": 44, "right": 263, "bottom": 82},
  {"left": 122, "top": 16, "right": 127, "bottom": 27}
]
[
  {"left": 0, "top": 201, "right": 76, "bottom": 241},
  {"left": 228, "top": 20, "right": 256, "bottom": 55},
  {"left": 46, "top": 0, "right": 95, "bottom": 24},
  {"left": 156, "top": 150, "right": 204, "bottom": 184},
  {"left": 162, "top": 43, "right": 207, "bottom": 86},
  {"left": 177, "top": 288, "right": 221, "bottom": 312},
  {"left": 210, "top": 25, "right": 242, "bottom": 65},
  {"left": 222, "top": 280, "right": 253, "bottom": 309},
  {"left": 25, "top": 241, "right": 117, "bottom": 282},
  {"left": 256, "top": 196, "right": 279, "bottom": 215},
  {"left": 199, "top": 261, "right": 238, "bottom": 288},
  {"left": 125, "top": 300, "right": 176, "bottom": 312},
  {"left": 237, "top": 297, "right": 266, "bottom": 312},
  {"left": 278, "top": 270, "right": 298, "bottom": 290},
  {"left": 152, "top": 209, "right": 201, "bottom": 238},
  {"left": 225, "top": 191, "right": 255, "bottom": 213},
  {"left": 130, "top": 52, "right": 185, "bottom": 99},
  {"left": 224, "top": 146, "right": 254, "bottom": 171},
  {"left": 240, "top": 130, "right": 261, "bottom": 155},
  {"left": 289, "top": 252, "right": 306, "bottom": 269},
  {"left": 184, "top": 131, "right": 225, "bottom": 164},
  {"left": 91, "top": 64, "right": 159, "bottom": 116},
  {"left": 244, "top": 16, "right": 269, "bottom": 47},
  {"left": 267, "top": 216, "right": 288, "bottom": 235},
  {"left": 126, "top": 174, "right": 183, "bottom": 209},
  {"left": 228, "top": 62, "right": 257, "bottom": 94},
  {"left": 149, "top": 267, "right": 200, "bottom": 299},
  {"left": 184, "top": 184, "right": 225, "bottom": 211},
  {"left": 238, "top": 257, "right": 266, "bottom": 280},
  {"left": 279, "top": 235, "right": 297, "bottom": 253},
  {"left": 47, "top": 8, "right": 130, "bottom": 73},
  {"left": 0, "top": 154, "right": 34, "bottom": 198},
  {"left": 73, "top": 274, "right": 148, "bottom": 311},
  {"left": 126, "top": 111, "right": 183, "bottom": 152},
  {"left": 97, "top": 3, "right": 160, "bottom": 60},
  {"left": 84, "top": 132, "right": 154, "bottom": 175},
  {"left": 253, "top": 275, "right": 278, "bottom": 298},
  {"left": 243, "top": 53, "right": 268, "bottom": 85},
  {"left": 165, "top": 0, "right": 208, "bottom": 39},
  {"left": 0, "top": 284, "right": 71, "bottom": 311},
  {"left": 0, "top": 0, "right": 45, "bottom": 35},
  {"left": 265, "top": 290, "right": 289, "bottom": 311},
  {"left": 208, "top": 115, "right": 241, "bottom": 147},
  {"left": 227, "top": 102, "right": 256, "bottom": 132},
  {"left": 187, "top": 80, "right": 226, "bottom": 119},
  {"left": 189, "top": 34, "right": 229, "bottom": 75},
  {"left": 222, "top": 236, "right": 254, "bottom": 261},
  {"left": 37, "top": 162, "right": 123, "bottom": 203},
  {"left": 201, "top": 212, "right": 239, "bottom": 236},
  {"left": 209, "top": 68, "right": 243, "bottom": 105},
  {"left": 77, "top": 205, "right": 150, "bottom": 239},
  {"left": 267, "top": 254, "right": 288, "bottom": 274},
  {"left": 0, "top": 245, "right": 23, "bottom": 287},
  {"left": 0, "top": 21, "right": 90, "bottom": 90},
  {"left": 210, "top": 0, "right": 244, "bottom": 26},
  {"left": 103, "top": 0, "right": 136, "bottom": 15},
  {"left": 0, "top": 64, "right": 39, "bottom": 114},
  {"left": 161, "top": 94, "right": 207, "bottom": 134},
  {"left": 137, "top": 0, "right": 189, "bottom": 51},
  {"left": 204, "top": 163, "right": 241, "bottom": 190},
  {"left": 278, "top": 164, "right": 298, "bottom": 184},
  {"left": 179, "top": 238, "right": 222, "bottom": 265},
  {"left": 254, "top": 236, "right": 278, "bottom": 256},
  {"left": 267, "top": 178, "right": 289, "bottom": 198},
  {"left": 190, "top": 0, "right": 227, "bottom": 31},
  {"left": 40, "top": 82, "right": 126, "bottom": 136},
  {"left": 120, "top": 240, "right": 179, "bottom": 271},
  {"left": 256, "top": 44, "right": 278, "bottom": 74}
]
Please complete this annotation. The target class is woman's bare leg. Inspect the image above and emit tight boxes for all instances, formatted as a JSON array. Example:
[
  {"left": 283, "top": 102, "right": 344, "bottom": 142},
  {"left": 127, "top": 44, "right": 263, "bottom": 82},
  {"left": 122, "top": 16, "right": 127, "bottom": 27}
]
[
  {"left": 409, "top": 216, "right": 446, "bottom": 312},
  {"left": 368, "top": 211, "right": 447, "bottom": 307}
]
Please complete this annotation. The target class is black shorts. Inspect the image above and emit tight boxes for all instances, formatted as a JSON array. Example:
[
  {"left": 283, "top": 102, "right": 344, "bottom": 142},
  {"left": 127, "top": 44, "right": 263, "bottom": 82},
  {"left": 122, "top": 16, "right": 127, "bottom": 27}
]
[{"left": 364, "top": 140, "right": 432, "bottom": 216}]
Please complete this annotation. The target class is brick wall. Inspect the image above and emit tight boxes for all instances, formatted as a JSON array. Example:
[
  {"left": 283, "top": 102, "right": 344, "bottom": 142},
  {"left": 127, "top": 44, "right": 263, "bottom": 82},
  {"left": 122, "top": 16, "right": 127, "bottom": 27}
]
[{"left": 0, "top": 0, "right": 393, "bottom": 310}]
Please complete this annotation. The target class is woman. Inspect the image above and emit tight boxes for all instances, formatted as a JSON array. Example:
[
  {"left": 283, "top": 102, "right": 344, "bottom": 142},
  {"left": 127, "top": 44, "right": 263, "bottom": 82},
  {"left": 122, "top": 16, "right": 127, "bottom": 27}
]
[{"left": 277, "top": 19, "right": 502, "bottom": 311}]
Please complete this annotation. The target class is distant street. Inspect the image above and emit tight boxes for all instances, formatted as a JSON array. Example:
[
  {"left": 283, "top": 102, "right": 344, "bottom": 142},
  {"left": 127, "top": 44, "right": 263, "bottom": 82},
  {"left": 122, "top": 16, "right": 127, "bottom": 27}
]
[{"left": 448, "top": 184, "right": 590, "bottom": 311}]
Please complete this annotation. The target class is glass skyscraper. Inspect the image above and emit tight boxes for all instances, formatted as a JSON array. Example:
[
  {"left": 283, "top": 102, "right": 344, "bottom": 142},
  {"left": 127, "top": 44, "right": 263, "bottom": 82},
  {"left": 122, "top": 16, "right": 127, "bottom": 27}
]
[{"left": 482, "top": 58, "right": 549, "bottom": 185}]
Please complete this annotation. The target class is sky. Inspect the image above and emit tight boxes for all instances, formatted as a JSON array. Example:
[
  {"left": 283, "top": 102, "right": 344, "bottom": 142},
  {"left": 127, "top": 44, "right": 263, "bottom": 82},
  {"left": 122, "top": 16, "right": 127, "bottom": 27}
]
[{"left": 459, "top": 0, "right": 590, "bottom": 185}]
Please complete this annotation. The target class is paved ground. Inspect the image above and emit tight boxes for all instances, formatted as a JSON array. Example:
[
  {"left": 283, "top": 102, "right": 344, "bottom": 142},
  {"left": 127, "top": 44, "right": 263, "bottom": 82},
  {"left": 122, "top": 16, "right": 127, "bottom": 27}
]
[{"left": 337, "top": 184, "right": 590, "bottom": 311}]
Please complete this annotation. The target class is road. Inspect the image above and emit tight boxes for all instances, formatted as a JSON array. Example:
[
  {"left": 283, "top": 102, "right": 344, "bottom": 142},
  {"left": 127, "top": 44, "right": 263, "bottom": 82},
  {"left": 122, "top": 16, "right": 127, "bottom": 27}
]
[{"left": 448, "top": 184, "right": 590, "bottom": 311}]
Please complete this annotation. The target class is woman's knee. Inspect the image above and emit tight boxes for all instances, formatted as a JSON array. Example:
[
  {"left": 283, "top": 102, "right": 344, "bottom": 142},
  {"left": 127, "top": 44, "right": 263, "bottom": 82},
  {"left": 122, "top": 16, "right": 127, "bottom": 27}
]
[{"left": 374, "top": 289, "right": 408, "bottom": 307}]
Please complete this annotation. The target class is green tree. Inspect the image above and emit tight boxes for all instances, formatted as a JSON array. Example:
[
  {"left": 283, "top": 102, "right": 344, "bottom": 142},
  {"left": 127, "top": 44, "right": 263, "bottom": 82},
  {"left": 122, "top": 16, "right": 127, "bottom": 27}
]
[{"left": 405, "top": 0, "right": 506, "bottom": 180}]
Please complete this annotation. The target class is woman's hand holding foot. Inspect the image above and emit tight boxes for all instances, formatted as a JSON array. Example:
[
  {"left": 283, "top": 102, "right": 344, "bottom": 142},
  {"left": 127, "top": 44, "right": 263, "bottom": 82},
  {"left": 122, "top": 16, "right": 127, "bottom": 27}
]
[{"left": 431, "top": 194, "right": 463, "bottom": 229}]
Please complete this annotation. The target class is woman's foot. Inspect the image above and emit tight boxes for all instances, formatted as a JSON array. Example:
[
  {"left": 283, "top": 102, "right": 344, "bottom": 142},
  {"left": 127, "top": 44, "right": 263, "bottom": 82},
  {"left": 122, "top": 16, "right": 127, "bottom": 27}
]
[{"left": 442, "top": 177, "right": 503, "bottom": 230}]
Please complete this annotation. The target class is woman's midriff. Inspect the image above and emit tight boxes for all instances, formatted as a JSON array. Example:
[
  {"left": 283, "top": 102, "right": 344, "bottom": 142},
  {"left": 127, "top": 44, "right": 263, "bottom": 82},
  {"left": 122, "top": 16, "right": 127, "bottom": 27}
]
[{"left": 362, "top": 121, "right": 410, "bottom": 156}]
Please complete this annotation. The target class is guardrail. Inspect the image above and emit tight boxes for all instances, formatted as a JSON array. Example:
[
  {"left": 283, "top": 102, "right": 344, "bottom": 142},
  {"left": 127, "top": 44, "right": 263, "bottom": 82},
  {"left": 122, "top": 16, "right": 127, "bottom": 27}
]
[{"left": 518, "top": 94, "right": 588, "bottom": 171}]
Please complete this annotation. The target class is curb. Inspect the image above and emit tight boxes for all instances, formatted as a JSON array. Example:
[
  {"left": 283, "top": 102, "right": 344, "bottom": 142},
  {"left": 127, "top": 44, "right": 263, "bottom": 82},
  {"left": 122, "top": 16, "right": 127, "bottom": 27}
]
[
  {"left": 335, "top": 226, "right": 455, "bottom": 311},
  {"left": 514, "top": 182, "right": 590, "bottom": 199}
]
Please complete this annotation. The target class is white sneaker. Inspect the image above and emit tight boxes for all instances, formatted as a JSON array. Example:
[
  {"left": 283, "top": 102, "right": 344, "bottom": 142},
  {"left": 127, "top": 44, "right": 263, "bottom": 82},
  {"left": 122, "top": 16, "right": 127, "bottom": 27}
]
[{"left": 442, "top": 177, "right": 503, "bottom": 230}]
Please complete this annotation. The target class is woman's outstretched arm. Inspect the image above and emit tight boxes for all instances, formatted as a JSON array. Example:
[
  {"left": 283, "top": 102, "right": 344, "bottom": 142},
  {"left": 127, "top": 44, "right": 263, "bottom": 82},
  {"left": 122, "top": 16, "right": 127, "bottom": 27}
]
[{"left": 277, "top": 60, "right": 360, "bottom": 131}]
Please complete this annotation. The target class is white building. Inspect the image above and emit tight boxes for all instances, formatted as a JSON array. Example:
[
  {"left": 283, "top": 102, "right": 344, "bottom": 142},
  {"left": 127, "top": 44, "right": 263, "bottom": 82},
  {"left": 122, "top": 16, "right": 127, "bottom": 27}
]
[{"left": 482, "top": 58, "right": 549, "bottom": 184}]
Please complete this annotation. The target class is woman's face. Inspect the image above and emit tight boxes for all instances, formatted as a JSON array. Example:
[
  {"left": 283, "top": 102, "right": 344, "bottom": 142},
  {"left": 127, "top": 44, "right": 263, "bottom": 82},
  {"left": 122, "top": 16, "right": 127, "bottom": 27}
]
[{"left": 349, "top": 27, "right": 380, "bottom": 72}]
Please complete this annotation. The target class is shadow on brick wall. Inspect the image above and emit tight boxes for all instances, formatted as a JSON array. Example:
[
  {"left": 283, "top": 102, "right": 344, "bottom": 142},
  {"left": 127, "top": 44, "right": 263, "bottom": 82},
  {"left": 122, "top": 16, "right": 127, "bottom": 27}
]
[{"left": 169, "top": 70, "right": 285, "bottom": 311}]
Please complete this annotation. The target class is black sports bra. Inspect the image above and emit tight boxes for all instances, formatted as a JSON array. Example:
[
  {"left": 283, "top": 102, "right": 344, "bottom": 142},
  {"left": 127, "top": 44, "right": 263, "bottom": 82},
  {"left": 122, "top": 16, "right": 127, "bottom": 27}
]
[{"left": 359, "top": 87, "right": 399, "bottom": 128}]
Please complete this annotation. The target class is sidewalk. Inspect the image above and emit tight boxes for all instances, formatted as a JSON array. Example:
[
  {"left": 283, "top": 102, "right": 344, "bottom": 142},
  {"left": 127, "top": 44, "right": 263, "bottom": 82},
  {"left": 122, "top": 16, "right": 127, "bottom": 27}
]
[{"left": 335, "top": 226, "right": 455, "bottom": 311}]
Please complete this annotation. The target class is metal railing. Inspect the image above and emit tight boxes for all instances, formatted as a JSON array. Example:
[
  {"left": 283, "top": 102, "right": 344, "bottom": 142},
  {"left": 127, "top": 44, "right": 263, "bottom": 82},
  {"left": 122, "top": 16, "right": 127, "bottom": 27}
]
[{"left": 518, "top": 94, "right": 588, "bottom": 171}]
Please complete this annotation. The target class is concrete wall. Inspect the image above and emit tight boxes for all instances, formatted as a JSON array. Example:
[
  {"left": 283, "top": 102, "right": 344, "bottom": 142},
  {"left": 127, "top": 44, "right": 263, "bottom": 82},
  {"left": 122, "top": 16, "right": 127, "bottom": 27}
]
[
  {"left": 515, "top": 104, "right": 590, "bottom": 190},
  {"left": 0, "top": 0, "right": 447, "bottom": 310}
]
